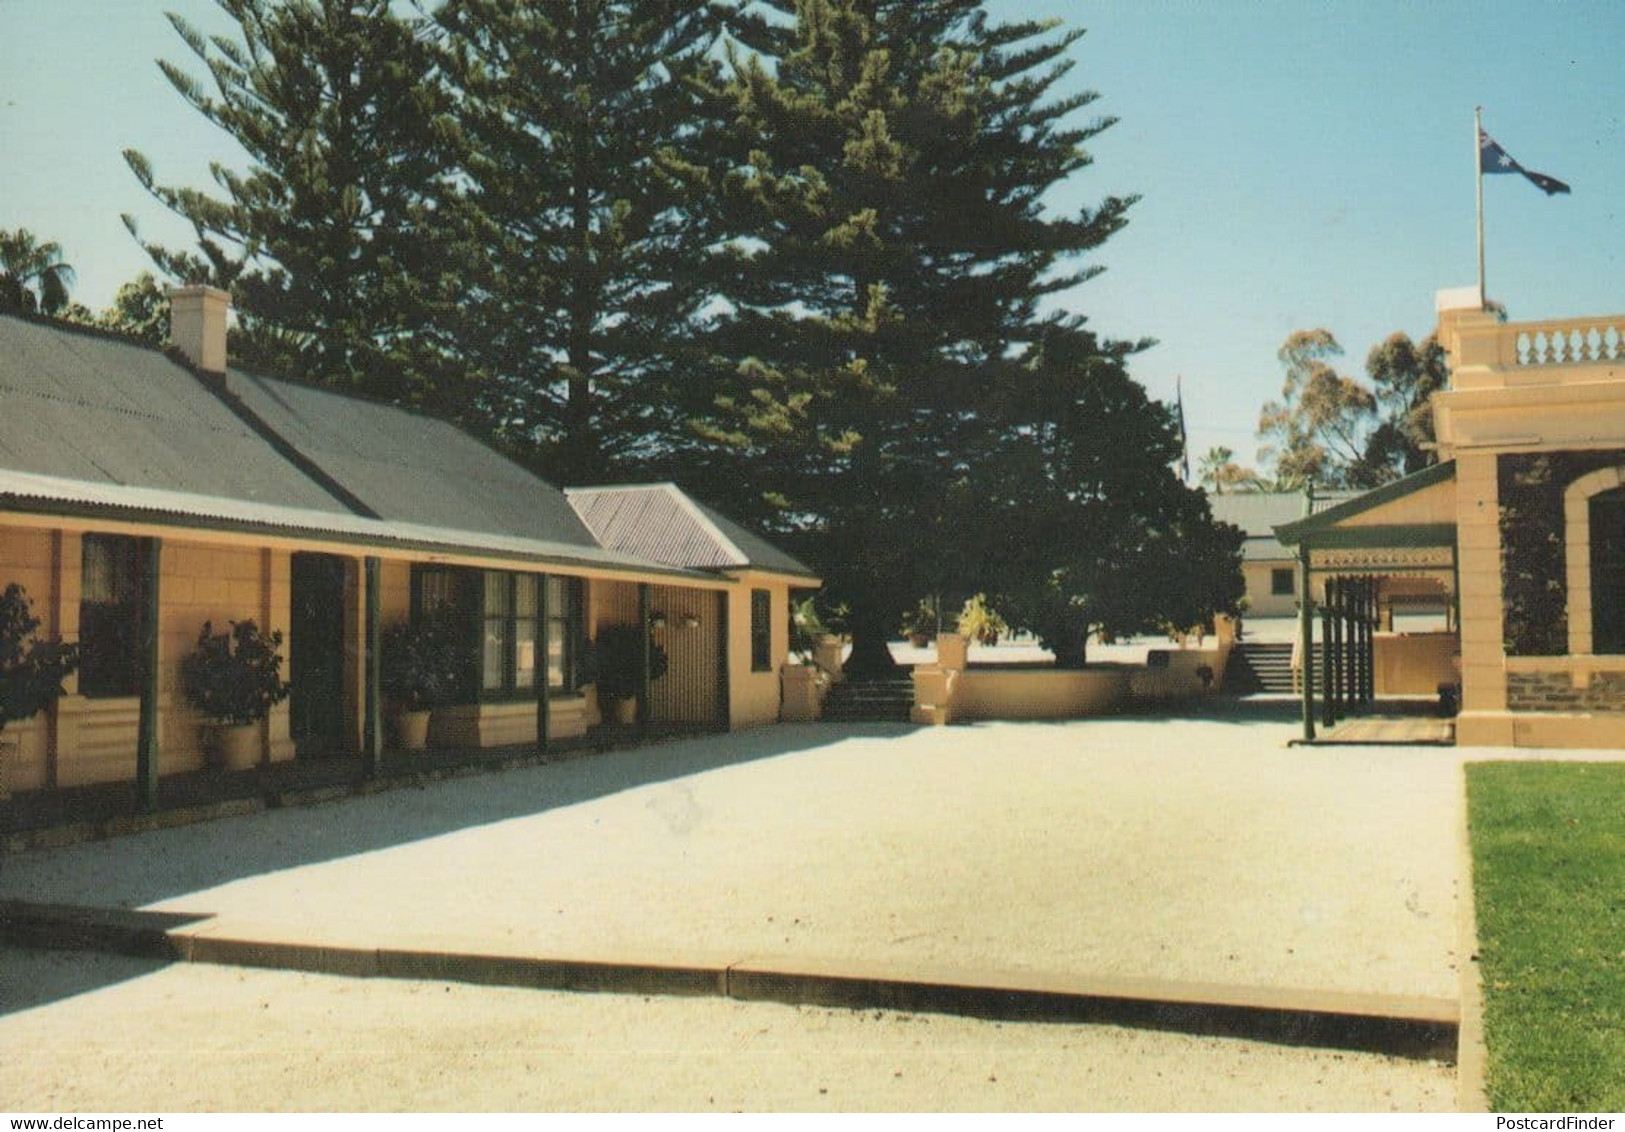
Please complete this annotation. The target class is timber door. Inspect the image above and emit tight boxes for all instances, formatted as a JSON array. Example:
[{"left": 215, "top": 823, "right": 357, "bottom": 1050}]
[
  {"left": 290, "top": 552, "right": 349, "bottom": 757},
  {"left": 647, "top": 583, "right": 728, "bottom": 729}
]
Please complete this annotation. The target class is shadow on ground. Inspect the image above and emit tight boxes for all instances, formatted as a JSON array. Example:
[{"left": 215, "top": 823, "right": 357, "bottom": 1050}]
[
  {"left": 0, "top": 945, "right": 169, "bottom": 1016},
  {"left": 0, "top": 723, "right": 913, "bottom": 914},
  {"left": 944, "top": 696, "right": 1306, "bottom": 729}
]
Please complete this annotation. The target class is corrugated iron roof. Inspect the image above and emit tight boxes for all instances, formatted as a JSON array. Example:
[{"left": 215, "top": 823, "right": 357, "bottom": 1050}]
[
  {"left": 0, "top": 313, "right": 810, "bottom": 584},
  {"left": 691, "top": 498, "right": 817, "bottom": 579},
  {"left": 223, "top": 368, "right": 600, "bottom": 547},
  {"left": 567, "top": 484, "right": 817, "bottom": 579},
  {"left": 1208, "top": 491, "right": 1357, "bottom": 535},
  {"left": 0, "top": 314, "right": 352, "bottom": 513},
  {"left": 0, "top": 467, "right": 717, "bottom": 581},
  {"left": 1208, "top": 489, "right": 1359, "bottom": 561}
]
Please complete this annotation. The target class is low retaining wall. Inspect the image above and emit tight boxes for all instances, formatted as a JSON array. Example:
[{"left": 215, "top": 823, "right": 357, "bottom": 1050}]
[
  {"left": 1373, "top": 632, "right": 1459, "bottom": 696},
  {"left": 950, "top": 667, "right": 1128, "bottom": 722},
  {"left": 912, "top": 639, "right": 1230, "bottom": 725}
]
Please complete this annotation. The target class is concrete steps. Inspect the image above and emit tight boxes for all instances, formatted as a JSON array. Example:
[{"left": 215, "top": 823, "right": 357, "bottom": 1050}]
[
  {"left": 1224, "top": 643, "right": 1299, "bottom": 695},
  {"left": 821, "top": 676, "right": 916, "bottom": 723}
]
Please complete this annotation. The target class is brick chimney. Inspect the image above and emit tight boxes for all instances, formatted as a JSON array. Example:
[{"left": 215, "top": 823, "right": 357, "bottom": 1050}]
[{"left": 168, "top": 285, "right": 230, "bottom": 375}]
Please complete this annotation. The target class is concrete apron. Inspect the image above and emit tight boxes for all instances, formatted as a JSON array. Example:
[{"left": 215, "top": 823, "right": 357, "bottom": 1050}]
[{"left": 1, "top": 899, "right": 1458, "bottom": 1063}]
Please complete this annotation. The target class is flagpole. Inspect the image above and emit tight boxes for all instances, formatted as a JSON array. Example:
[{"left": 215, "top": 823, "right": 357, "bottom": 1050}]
[
  {"left": 1475, "top": 105, "right": 1486, "bottom": 309},
  {"left": 1176, "top": 375, "right": 1190, "bottom": 484}
]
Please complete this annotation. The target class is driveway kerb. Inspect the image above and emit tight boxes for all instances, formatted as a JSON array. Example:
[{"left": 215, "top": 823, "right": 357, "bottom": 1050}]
[{"left": 1, "top": 898, "right": 1458, "bottom": 1061}]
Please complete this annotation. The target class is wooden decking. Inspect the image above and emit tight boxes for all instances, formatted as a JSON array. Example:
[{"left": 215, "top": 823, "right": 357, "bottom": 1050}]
[{"left": 1310, "top": 716, "right": 1456, "bottom": 746}]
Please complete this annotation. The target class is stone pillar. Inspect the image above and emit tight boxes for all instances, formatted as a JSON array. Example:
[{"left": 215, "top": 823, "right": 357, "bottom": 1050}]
[
  {"left": 1455, "top": 451, "right": 1512, "bottom": 744},
  {"left": 935, "top": 634, "right": 969, "bottom": 671},
  {"left": 780, "top": 666, "right": 822, "bottom": 722},
  {"left": 812, "top": 637, "right": 845, "bottom": 682}
]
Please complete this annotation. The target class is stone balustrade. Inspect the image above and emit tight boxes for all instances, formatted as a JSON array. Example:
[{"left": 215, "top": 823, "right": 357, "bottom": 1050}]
[
  {"left": 1508, "top": 316, "right": 1625, "bottom": 368},
  {"left": 1441, "top": 307, "right": 1625, "bottom": 389}
]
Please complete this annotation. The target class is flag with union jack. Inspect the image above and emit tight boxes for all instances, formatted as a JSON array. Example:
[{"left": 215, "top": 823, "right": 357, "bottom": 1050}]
[{"left": 1479, "top": 129, "right": 1571, "bottom": 196}]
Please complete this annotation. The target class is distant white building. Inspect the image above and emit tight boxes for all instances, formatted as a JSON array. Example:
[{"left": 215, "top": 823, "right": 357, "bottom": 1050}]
[{"left": 1207, "top": 491, "right": 1355, "bottom": 617}]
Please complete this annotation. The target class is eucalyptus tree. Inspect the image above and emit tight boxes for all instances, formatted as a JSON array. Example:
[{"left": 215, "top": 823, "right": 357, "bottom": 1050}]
[{"left": 1257, "top": 327, "right": 1446, "bottom": 489}]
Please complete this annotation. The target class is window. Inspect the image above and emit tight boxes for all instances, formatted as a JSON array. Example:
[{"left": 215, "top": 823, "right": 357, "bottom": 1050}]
[
  {"left": 482, "top": 572, "right": 514, "bottom": 692},
  {"left": 1592, "top": 487, "right": 1625, "bottom": 654},
  {"left": 414, "top": 566, "right": 476, "bottom": 700},
  {"left": 414, "top": 566, "right": 580, "bottom": 698},
  {"left": 750, "top": 589, "right": 772, "bottom": 672},
  {"left": 79, "top": 534, "right": 142, "bottom": 697},
  {"left": 479, "top": 572, "right": 541, "bottom": 697},
  {"left": 1271, "top": 567, "right": 1295, "bottom": 597},
  {"left": 545, "top": 576, "right": 582, "bottom": 692}
]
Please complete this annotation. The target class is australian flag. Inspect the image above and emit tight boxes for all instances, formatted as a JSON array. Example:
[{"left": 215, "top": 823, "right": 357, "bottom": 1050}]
[{"left": 1479, "top": 129, "right": 1571, "bottom": 196}]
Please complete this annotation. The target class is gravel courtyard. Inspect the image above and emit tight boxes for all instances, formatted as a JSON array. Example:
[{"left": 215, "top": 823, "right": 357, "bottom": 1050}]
[{"left": 0, "top": 712, "right": 1467, "bottom": 1000}]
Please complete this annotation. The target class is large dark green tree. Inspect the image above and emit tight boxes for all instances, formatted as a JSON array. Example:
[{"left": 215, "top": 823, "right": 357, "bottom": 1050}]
[
  {"left": 123, "top": 0, "right": 473, "bottom": 414},
  {"left": 960, "top": 326, "right": 1244, "bottom": 666},
  {"left": 434, "top": 0, "right": 728, "bottom": 484},
  {"left": 687, "top": 1, "right": 1176, "bottom": 672}
]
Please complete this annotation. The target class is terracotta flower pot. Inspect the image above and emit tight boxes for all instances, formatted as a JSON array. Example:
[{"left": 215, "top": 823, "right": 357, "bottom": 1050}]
[
  {"left": 392, "top": 708, "right": 431, "bottom": 751},
  {"left": 208, "top": 723, "right": 261, "bottom": 771}
]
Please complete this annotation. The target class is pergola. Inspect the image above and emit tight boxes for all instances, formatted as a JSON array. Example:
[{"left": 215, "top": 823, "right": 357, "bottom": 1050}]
[{"left": 1273, "top": 463, "right": 1460, "bottom": 743}]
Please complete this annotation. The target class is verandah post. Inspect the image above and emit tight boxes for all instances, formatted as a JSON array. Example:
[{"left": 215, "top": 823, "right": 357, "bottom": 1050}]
[
  {"left": 637, "top": 583, "right": 652, "bottom": 731},
  {"left": 362, "top": 555, "right": 381, "bottom": 779},
  {"left": 1332, "top": 578, "right": 1346, "bottom": 724},
  {"left": 536, "top": 573, "right": 550, "bottom": 755},
  {"left": 1321, "top": 586, "right": 1335, "bottom": 730},
  {"left": 1362, "top": 578, "right": 1376, "bottom": 706},
  {"left": 135, "top": 536, "right": 162, "bottom": 813},
  {"left": 716, "top": 589, "right": 731, "bottom": 731},
  {"left": 1298, "top": 542, "right": 1315, "bottom": 742}
]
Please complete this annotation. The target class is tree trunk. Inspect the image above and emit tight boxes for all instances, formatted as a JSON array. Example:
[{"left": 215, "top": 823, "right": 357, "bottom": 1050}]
[
  {"left": 842, "top": 607, "right": 899, "bottom": 678},
  {"left": 563, "top": 22, "right": 596, "bottom": 485},
  {"left": 1048, "top": 622, "right": 1089, "bottom": 669},
  {"left": 1052, "top": 639, "right": 1088, "bottom": 669}
]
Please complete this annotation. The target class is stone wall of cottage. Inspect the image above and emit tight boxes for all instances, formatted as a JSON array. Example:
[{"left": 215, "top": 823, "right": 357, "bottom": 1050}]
[{"left": 1506, "top": 670, "right": 1625, "bottom": 713}]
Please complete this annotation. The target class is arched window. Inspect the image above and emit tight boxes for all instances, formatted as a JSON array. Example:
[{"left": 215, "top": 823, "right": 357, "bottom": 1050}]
[
  {"left": 1565, "top": 467, "right": 1625, "bottom": 656},
  {"left": 1592, "top": 486, "right": 1625, "bottom": 655}
]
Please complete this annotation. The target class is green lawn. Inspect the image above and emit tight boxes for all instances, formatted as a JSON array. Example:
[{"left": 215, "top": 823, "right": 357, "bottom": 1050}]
[{"left": 1467, "top": 762, "right": 1625, "bottom": 1112}]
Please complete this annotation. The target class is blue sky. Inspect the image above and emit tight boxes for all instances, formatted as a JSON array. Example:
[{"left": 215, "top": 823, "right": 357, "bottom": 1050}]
[{"left": 1, "top": 1, "right": 1620, "bottom": 471}]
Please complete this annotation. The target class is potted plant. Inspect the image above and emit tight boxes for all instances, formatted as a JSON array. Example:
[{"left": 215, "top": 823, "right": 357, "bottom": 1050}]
[
  {"left": 0, "top": 584, "right": 79, "bottom": 800},
  {"left": 790, "top": 594, "right": 827, "bottom": 661},
  {"left": 901, "top": 599, "right": 938, "bottom": 648},
  {"left": 181, "top": 619, "right": 290, "bottom": 770},
  {"left": 381, "top": 615, "right": 461, "bottom": 750},
  {"left": 592, "top": 624, "right": 667, "bottom": 725},
  {"left": 956, "top": 593, "right": 1008, "bottom": 648}
]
